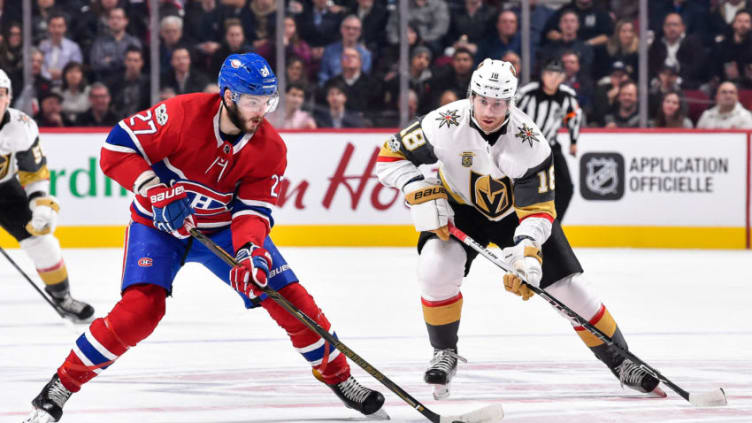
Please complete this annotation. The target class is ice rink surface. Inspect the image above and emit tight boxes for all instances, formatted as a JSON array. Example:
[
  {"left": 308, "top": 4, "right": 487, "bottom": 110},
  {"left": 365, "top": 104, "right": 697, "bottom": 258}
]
[{"left": 0, "top": 246, "right": 750, "bottom": 422}]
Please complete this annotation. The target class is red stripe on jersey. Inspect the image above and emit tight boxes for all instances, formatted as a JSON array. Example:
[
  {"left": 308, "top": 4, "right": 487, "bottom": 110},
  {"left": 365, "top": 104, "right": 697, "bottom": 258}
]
[
  {"left": 421, "top": 293, "right": 463, "bottom": 307},
  {"left": 376, "top": 156, "right": 405, "bottom": 162},
  {"left": 574, "top": 304, "right": 606, "bottom": 331},
  {"left": 520, "top": 212, "right": 555, "bottom": 223}
]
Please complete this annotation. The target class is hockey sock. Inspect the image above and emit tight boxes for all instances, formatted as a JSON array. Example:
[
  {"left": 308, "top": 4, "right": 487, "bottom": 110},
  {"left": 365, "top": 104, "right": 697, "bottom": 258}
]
[
  {"left": 574, "top": 304, "right": 628, "bottom": 368},
  {"left": 262, "top": 283, "right": 349, "bottom": 385},
  {"left": 19, "top": 235, "right": 70, "bottom": 296},
  {"left": 421, "top": 293, "right": 463, "bottom": 350},
  {"left": 57, "top": 284, "right": 166, "bottom": 392}
]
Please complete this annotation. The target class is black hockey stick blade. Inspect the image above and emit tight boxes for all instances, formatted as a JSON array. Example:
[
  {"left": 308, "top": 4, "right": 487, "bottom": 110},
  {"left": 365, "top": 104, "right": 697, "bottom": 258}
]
[
  {"left": 189, "top": 229, "right": 504, "bottom": 423},
  {"left": 439, "top": 404, "right": 504, "bottom": 423},
  {"left": 447, "top": 222, "right": 728, "bottom": 408}
]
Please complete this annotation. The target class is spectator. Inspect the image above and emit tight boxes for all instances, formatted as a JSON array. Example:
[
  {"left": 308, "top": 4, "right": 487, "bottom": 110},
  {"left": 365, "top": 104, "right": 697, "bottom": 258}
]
[
  {"left": 267, "top": 82, "right": 317, "bottom": 129},
  {"left": 374, "top": 21, "right": 423, "bottom": 82},
  {"left": 185, "top": 0, "right": 223, "bottom": 50},
  {"left": 650, "top": 0, "right": 710, "bottom": 46},
  {"left": 216, "top": 0, "right": 254, "bottom": 43},
  {"left": 255, "top": 16, "right": 314, "bottom": 70},
  {"left": 38, "top": 11, "right": 83, "bottom": 86},
  {"left": 247, "top": 0, "right": 277, "bottom": 53},
  {"left": 318, "top": 15, "right": 372, "bottom": 86},
  {"left": 697, "top": 81, "right": 752, "bottom": 128},
  {"left": 55, "top": 61, "right": 89, "bottom": 124},
  {"left": 502, "top": 50, "right": 521, "bottom": 76},
  {"left": 36, "top": 91, "right": 71, "bottom": 127},
  {"left": 445, "top": 0, "right": 497, "bottom": 57},
  {"left": 648, "top": 63, "right": 682, "bottom": 117},
  {"left": 286, "top": 54, "right": 312, "bottom": 91},
  {"left": 543, "top": 0, "right": 614, "bottom": 47},
  {"left": 539, "top": 9, "right": 593, "bottom": 77},
  {"left": 647, "top": 12, "right": 707, "bottom": 88},
  {"left": 604, "top": 80, "right": 639, "bottom": 127},
  {"left": 0, "top": 22, "right": 23, "bottom": 95},
  {"left": 591, "top": 60, "right": 630, "bottom": 125},
  {"left": 562, "top": 50, "right": 594, "bottom": 116},
  {"left": 159, "top": 15, "right": 187, "bottom": 77},
  {"left": 426, "top": 47, "right": 474, "bottom": 110},
  {"left": 296, "top": 0, "right": 344, "bottom": 49},
  {"left": 594, "top": 18, "right": 638, "bottom": 80},
  {"left": 438, "top": 89, "right": 459, "bottom": 106},
  {"left": 31, "top": 0, "right": 57, "bottom": 45},
  {"left": 476, "top": 10, "right": 521, "bottom": 64},
  {"left": 355, "top": 0, "right": 389, "bottom": 56},
  {"left": 13, "top": 48, "right": 52, "bottom": 115},
  {"left": 72, "top": 0, "right": 120, "bottom": 53},
  {"left": 162, "top": 46, "right": 210, "bottom": 95},
  {"left": 711, "top": 9, "right": 752, "bottom": 84},
  {"left": 650, "top": 90, "right": 693, "bottom": 128},
  {"left": 321, "top": 47, "right": 382, "bottom": 123},
  {"left": 208, "top": 19, "right": 253, "bottom": 77},
  {"left": 509, "top": 0, "right": 554, "bottom": 53},
  {"left": 89, "top": 7, "right": 142, "bottom": 80},
  {"left": 386, "top": 0, "right": 450, "bottom": 55},
  {"left": 110, "top": 46, "right": 150, "bottom": 119},
  {"left": 384, "top": 45, "right": 433, "bottom": 115},
  {"left": 76, "top": 82, "right": 118, "bottom": 126},
  {"left": 314, "top": 80, "right": 365, "bottom": 128},
  {"left": 407, "top": 88, "right": 419, "bottom": 121}
]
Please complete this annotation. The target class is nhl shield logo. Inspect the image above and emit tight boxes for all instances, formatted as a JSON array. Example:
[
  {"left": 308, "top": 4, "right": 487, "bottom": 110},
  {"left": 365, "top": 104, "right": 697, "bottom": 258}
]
[
  {"left": 579, "top": 152, "right": 625, "bottom": 200},
  {"left": 461, "top": 152, "right": 474, "bottom": 167}
]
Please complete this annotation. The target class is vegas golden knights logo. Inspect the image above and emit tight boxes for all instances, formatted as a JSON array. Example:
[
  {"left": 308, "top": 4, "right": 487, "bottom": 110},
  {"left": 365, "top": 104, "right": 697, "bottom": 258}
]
[{"left": 470, "top": 171, "right": 512, "bottom": 218}]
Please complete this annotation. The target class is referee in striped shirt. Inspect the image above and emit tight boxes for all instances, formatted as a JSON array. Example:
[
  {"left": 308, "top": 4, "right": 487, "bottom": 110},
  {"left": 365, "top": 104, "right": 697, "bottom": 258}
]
[{"left": 516, "top": 58, "right": 583, "bottom": 221}]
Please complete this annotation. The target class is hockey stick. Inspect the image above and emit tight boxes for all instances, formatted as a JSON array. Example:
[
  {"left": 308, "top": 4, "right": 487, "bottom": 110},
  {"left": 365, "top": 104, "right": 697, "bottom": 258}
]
[
  {"left": 0, "top": 245, "right": 66, "bottom": 318},
  {"left": 447, "top": 222, "right": 727, "bottom": 408},
  {"left": 189, "top": 228, "right": 503, "bottom": 423}
]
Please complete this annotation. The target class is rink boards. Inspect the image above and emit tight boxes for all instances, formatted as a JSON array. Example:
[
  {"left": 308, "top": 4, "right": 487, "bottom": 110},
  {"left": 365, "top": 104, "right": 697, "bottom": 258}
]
[{"left": 0, "top": 128, "right": 749, "bottom": 249}]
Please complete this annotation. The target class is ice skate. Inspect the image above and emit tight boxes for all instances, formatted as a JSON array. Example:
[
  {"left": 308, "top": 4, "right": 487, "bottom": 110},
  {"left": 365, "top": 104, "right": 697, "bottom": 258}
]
[
  {"left": 424, "top": 347, "right": 467, "bottom": 400},
  {"left": 611, "top": 358, "right": 667, "bottom": 398},
  {"left": 23, "top": 374, "right": 71, "bottom": 422},
  {"left": 50, "top": 292, "right": 95, "bottom": 324},
  {"left": 315, "top": 371, "right": 388, "bottom": 419}
]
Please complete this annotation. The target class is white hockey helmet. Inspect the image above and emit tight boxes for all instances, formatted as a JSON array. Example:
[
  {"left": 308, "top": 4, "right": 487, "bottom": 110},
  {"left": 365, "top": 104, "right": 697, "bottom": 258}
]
[
  {"left": 0, "top": 69, "right": 11, "bottom": 99},
  {"left": 467, "top": 58, "right": 517, "bottom": 102}
]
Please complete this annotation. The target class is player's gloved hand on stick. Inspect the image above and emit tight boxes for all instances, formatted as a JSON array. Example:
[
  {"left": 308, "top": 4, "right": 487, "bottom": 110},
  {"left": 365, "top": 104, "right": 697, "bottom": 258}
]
[
  {"left": 26, "top": 195, "right": 60, "bottom": 236},
  {"left": 403, "top": 178, "right": 454, "bottom": 240},
  {"left": 147, "top": 184, "right": 195, "bottom": 239},
  {"left": 501, "top": 237, "right": 543, "bottom": 300},
  {"left": 229, "top": 243, "right": 272, "bottom": 297}
]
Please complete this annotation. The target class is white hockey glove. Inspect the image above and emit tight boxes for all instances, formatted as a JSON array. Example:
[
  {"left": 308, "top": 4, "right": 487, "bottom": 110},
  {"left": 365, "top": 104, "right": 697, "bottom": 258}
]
[
  {"left": 26, "top": 195, "right": 60, "bottom": 236},
  {"left": 501, "top": 238, "right": 543, "bottom": 300},
  {"left": 404, "top": 178, "right": 454, "bottom": 240}
]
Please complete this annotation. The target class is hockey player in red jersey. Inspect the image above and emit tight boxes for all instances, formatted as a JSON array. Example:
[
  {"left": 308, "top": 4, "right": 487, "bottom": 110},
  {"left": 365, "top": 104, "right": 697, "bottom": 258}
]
[{"left": 22, "top": 53, "right": 385, "bottom": 423}]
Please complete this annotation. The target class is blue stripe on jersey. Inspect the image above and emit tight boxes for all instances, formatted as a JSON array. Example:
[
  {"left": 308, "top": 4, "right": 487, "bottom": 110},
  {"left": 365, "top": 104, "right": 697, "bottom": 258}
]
[
  {"left": 105, "top": 124, "right": 139, "bottom": 152},
  {"left": 75, "top": 333, "right": 112, "bottom": 370},
  {"left": 300, "top": 332, "right": 338, "bottom": 363},
  {"left": 232, "top": 202, "right": 275, "bottom": 228}
]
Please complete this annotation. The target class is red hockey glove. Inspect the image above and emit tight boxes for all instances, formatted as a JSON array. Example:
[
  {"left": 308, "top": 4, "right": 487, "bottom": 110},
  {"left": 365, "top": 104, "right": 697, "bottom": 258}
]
[
  {"left": 147, "top": 184, "right": 195, "bottom": 239},
  {"left": 229, "top": 243, "right": 272, "bottom": 297}
]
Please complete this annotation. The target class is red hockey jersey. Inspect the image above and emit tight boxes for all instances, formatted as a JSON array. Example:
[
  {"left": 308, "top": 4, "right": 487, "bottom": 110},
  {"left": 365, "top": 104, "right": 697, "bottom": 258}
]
[{"left": 100, "top": 93, "right": 287, "bottom": 250}]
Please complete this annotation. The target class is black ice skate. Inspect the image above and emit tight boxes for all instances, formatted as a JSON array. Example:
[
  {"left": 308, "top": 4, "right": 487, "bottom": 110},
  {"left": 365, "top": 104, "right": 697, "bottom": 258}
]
[
  {"left": 315, "top": 370, "right": 388, "bottom": 419},
  {"left": 23, "top": 374, "right": 72, "bottom": 423},
  {"left": 50, "top": 292, "right": 95, "bottom": 324},
  {"left": 424, "top": 347, "right": 467, "bottom": 400},
  {"left": 611, "top": 358, "right": 667, "bottom": 397}
]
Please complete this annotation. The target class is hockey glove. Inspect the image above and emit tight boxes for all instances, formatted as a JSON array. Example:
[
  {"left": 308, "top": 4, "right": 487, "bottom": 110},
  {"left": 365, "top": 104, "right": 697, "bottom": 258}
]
[
  {"left": 404, "top": 178, "right": 454, "bottom": 240},
  {"left": 229, "top": 243, "right": 273, "bottom": 297},
  {"left": 26, "top": 195, "right": 60, "bottom": 236},
  {"left": 501, "top": 238, "right": 543, "bottom": 300},
  {"left": 147, "top": 184, "right": 196, "bottom": 239}
]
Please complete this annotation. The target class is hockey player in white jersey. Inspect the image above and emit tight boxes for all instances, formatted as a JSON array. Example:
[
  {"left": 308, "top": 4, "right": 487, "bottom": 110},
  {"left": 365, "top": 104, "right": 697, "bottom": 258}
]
[
  {"left": 376, "top": 59, "right": 665, "bottom": 400},
  {"left": 0, "top": 69, "right": 94, "bottom": 323}
]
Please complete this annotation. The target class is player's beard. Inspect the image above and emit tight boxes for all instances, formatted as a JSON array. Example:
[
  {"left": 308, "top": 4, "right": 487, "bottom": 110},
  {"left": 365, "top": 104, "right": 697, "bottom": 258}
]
[{"left": 223, "top": 99, "right": 262, "bottom": 134}]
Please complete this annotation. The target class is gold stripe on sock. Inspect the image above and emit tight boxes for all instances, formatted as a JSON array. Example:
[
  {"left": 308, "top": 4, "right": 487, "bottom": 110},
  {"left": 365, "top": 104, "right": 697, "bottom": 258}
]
[
  {"left": 575, "top": 306, "right": 618, "bottom": 347},
  {"left": 39, "top": 264, "right": 68, "bottom": 286},
  {"left": 422, "top": 297, "right": 463, "bottom": 326}
]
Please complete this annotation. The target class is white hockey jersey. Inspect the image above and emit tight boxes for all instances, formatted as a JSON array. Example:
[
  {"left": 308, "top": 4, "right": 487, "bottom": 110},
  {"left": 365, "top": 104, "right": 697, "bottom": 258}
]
[
  {"left": 376, "top": 99, "right": 556, "bottom": 232},
  {"left": 0, "top": 107, "right": 50, "bottom": 195}
]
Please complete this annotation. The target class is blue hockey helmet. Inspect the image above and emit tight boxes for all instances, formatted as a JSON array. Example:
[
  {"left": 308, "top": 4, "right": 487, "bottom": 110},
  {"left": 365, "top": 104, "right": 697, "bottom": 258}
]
[{"left": 218, "top": 53, "right": 278, "bottom": 112}]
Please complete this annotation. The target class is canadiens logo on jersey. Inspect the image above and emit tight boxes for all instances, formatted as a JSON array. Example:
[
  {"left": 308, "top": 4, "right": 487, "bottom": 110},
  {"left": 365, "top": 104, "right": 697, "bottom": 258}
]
[
  {"left": 436, "top": 110, "right": 460, "bottom": 129},
  {"left": 516, "top": 123, "right": 539, "bottom": 147},
  {"left": 461, "top": 152, "right": 474, "bottom": 167},
  {"left": 470, "top": 171, "right": 512, "bottom": 218}
]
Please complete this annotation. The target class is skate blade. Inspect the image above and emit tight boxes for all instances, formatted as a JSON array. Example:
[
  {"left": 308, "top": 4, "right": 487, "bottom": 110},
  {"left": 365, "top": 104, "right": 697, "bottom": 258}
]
[
  {"left": 365, "top": 408, "right": 390, "bottom": 420},
  {"left": 22, "top": 409, "right": 56, "bottom": 423},
  {"left": 432, "top": 384, "right": 450, "bottom": 400},
  {"left": 649, "top": 386, "right": 668, "bottom": 398}
]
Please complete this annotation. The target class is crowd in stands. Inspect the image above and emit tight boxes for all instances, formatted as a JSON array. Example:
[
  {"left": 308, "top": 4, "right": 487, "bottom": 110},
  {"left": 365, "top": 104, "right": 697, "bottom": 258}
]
[{"left": 1, "top": 0, "right": 752, "bottom": 129}]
